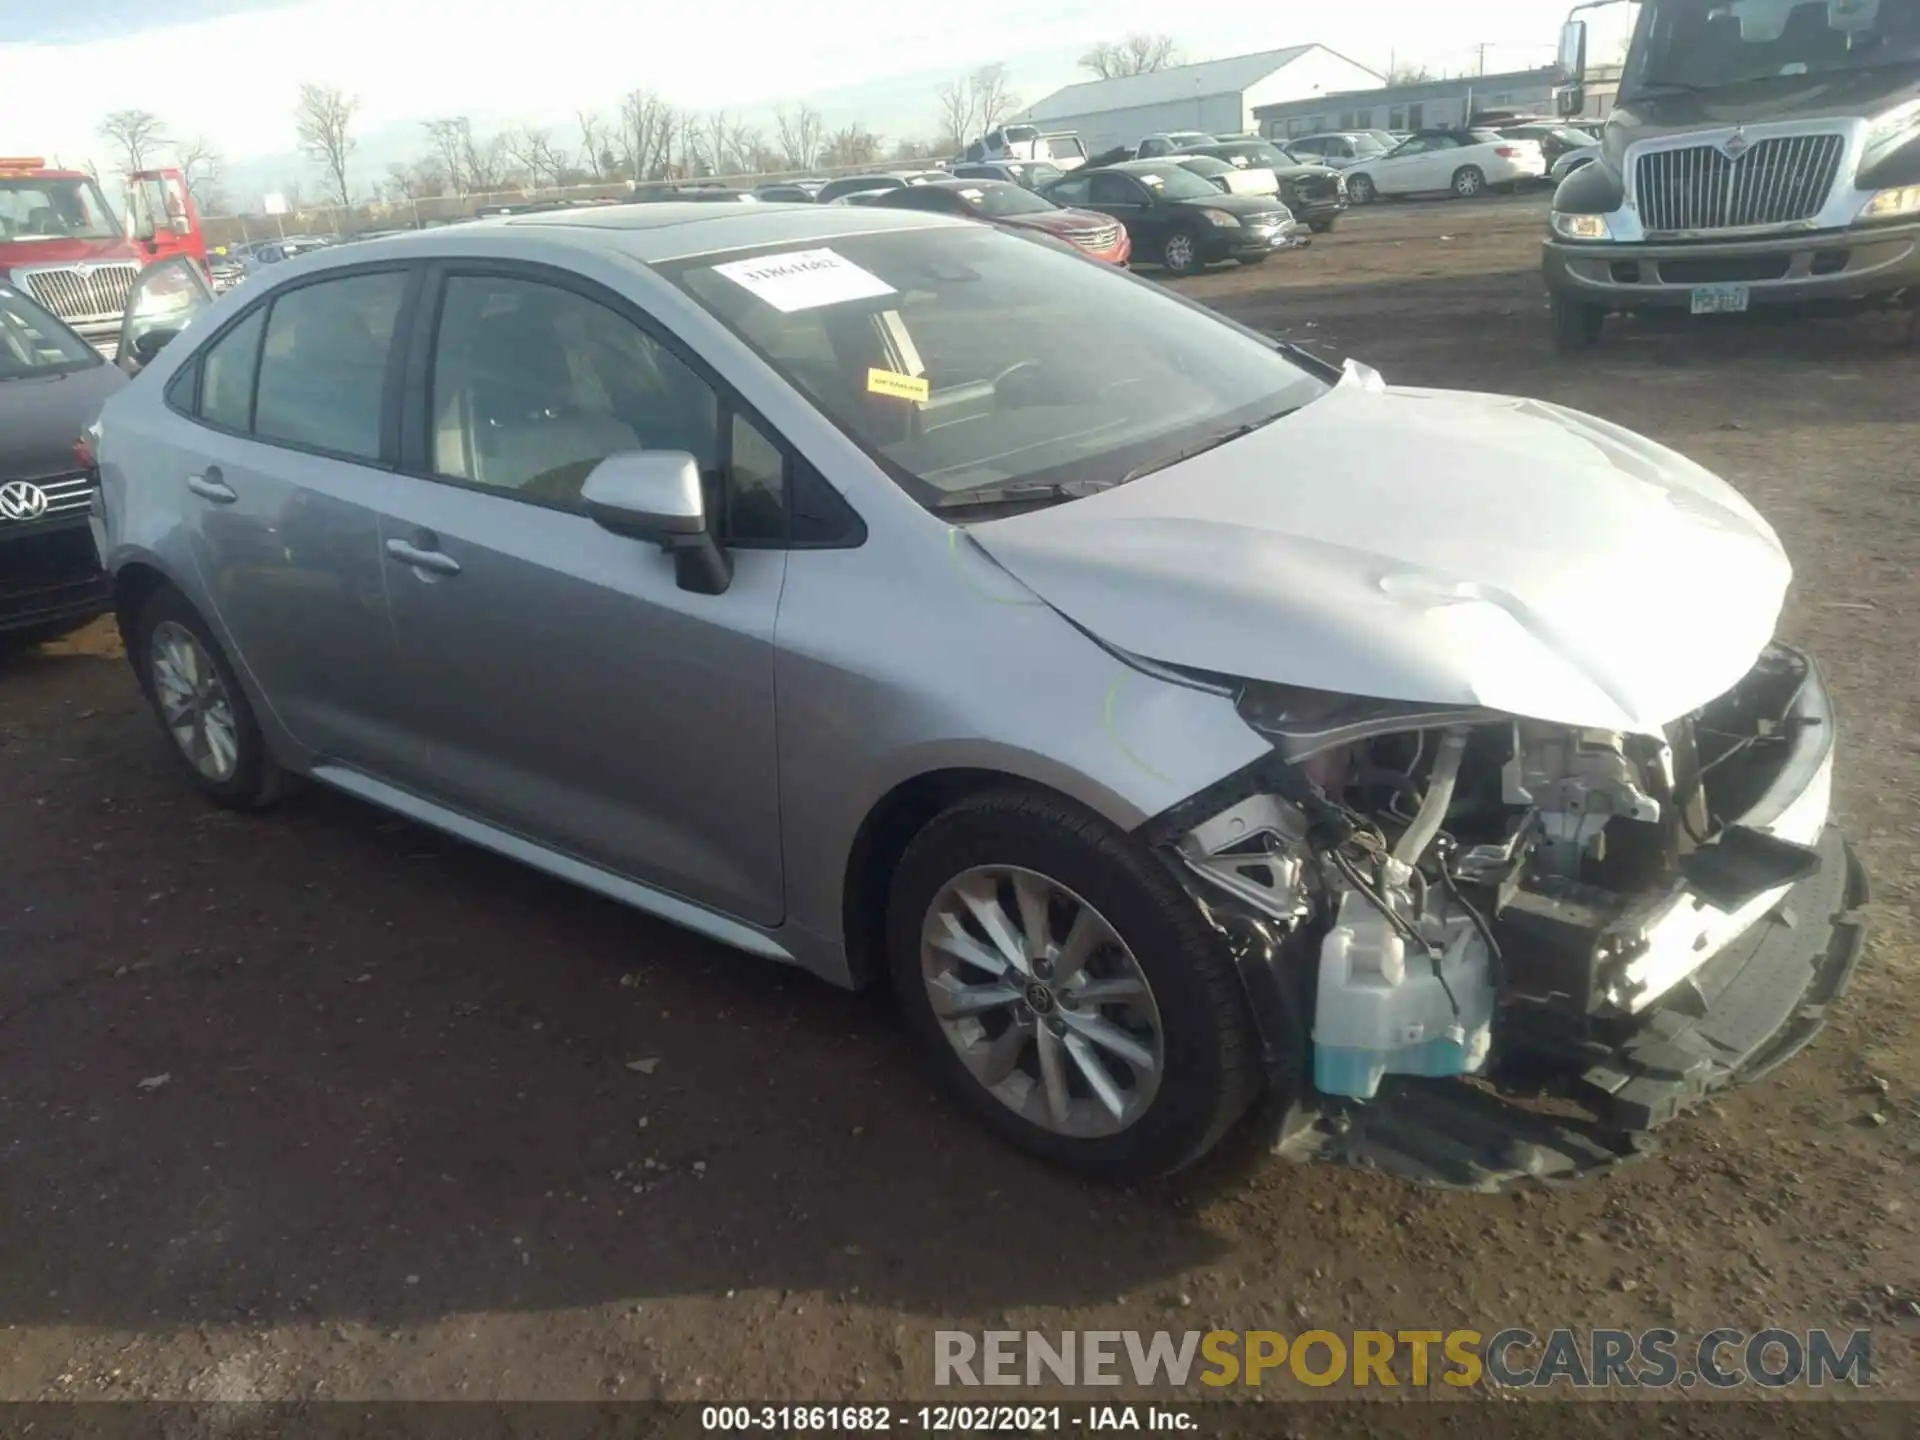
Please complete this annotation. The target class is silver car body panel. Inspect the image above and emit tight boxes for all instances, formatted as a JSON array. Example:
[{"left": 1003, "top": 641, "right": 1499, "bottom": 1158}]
[
  {"left": 92, "top": 208, "right": 1273, "bottom": 988},
  {"left": 970, "top": 380, "right": 1793, "bottom": 736}
]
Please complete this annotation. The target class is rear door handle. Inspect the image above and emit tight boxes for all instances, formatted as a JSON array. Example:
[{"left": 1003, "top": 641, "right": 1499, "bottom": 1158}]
[
  {"left": 186, "top": 468, "right": 237, "bottom": 504},
  {"left": 385, "top": 537, "right": 462, "bottom": 576}
]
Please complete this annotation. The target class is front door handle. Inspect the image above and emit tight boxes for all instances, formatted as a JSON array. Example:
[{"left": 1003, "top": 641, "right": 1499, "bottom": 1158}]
[
  {"left": 385, "top": 537, "right": 462, "bottom": 576},
  {"left": 185, "top": 468, "right": 237, "bottom": 504}
]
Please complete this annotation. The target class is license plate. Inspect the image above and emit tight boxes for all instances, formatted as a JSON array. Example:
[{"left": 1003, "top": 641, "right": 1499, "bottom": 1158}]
[{"left": 1691, "top": 283, "right": 1750, "bottom": 315}]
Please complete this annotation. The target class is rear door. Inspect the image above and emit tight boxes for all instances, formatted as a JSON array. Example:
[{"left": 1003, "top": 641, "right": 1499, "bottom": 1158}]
[
  {"left": 153, "top": 264, "right": 416, "bottom": 763},
  {"left": 371, "top": 263, "right": 791, "bottom": 926}
]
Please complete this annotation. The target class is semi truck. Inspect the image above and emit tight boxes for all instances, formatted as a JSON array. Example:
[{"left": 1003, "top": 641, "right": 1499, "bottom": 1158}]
[
  {"left": 0, "top": 158, "right": 208, "bottom": 359},
  {"left": 1544, "top": 0, "right": 1920, "bottom": 347}
]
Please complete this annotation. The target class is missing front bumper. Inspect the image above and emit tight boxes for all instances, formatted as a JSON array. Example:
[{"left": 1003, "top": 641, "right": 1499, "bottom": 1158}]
[{"left": 1266, "top": 826, "right": 1867, "bottom": 1190}]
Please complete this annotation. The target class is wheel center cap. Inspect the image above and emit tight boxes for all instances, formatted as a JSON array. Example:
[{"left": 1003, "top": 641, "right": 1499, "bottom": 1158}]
[{"left": 1024, "top": 981, "right": 1056, "bottom": 1015}]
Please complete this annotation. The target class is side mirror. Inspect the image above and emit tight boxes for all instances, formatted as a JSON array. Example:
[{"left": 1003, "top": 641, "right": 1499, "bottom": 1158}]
[
  {"left": 1558, "top": 84, "right": 1588, "bottom": 119},
  {"left": 581, "top": 451, "right": 733, "bottom": 596},
  {"left": 1557, "top": 19, "right": 1589, "bottom": 84},
  {"left": 170, "top": 215, "right": 193, "bottom": 236}
]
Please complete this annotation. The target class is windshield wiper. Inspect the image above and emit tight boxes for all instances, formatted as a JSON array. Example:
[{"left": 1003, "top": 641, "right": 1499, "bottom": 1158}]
[
  {"left": 932, "top": 478, "right": 1118, "bottom": 511},
  {"left": 1117, "top": 412, "right": 1292, "bottom": 487}
]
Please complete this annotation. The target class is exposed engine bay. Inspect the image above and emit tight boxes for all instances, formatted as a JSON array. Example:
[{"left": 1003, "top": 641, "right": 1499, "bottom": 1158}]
[{"left": 1161, "top": 645, "right": 1865, "bottom": 1188}]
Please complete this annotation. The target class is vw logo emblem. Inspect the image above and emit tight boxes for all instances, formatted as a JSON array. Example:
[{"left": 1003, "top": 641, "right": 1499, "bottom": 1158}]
[
  {"left": 1722, "top": 129, "right": 1752, "bottom": 161},
  {"left": 0, "top": 481, "right": 50, "bottom": 522}
]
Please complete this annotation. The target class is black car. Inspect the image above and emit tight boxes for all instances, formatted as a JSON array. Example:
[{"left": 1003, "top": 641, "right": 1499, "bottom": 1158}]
[
  {"left": 0, "top": 283, "right": 126, "bottom": 647},
  {"left": 1039, "top": 161, "right": 1297, "bottom": 275},
  {"left": 752, "top": 182, "right": 823, "bottom": 203},
  {"left": 1176, "top": 139, "right": 1349, "bottom": 233},
  {"left": 950, "top": 160, "right": 1066, "bottom": 191}
]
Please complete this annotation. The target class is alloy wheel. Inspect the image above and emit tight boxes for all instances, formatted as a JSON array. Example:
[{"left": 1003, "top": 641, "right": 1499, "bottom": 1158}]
[
  {"left": 150, "top": 620, "right": 240, "bottom": 782},
  {"left": 1163, "top": 232, "right": 1196, "bottom": 273},
  {"left": 919, "top": 865, "right": 1164, "bottom": 1139}
]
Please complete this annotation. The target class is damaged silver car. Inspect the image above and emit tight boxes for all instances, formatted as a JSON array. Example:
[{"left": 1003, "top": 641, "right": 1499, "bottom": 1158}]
[{"left": 91, "top": 207, "right": 1865, "bottom": 1185}]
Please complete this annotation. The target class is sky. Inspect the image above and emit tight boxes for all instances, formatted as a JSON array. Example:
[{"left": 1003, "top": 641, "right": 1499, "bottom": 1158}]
[{"left": 0, "top": 0, "right": 1572, "bottom": 205}]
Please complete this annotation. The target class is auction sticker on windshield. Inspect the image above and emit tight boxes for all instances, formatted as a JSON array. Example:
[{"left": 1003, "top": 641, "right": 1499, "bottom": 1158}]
[
  {"left": 713, "top": 248, "right": 895, "bottom": 313},
  {"left": 867, "top": 367, "right": 930, "bottom": 403}
]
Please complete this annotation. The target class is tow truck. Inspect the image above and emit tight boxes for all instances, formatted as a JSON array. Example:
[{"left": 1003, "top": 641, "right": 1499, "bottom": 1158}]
[{"left": 0, "top": 158, "right": 207, "bottom": 359}]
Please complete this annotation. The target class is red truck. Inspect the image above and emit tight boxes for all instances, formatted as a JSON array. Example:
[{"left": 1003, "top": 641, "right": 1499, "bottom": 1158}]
[{"left": 0, "top": 158, "right": 207, "bottom": 358}]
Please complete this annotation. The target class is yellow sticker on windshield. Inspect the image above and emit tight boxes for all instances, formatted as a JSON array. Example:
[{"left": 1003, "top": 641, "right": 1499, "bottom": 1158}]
[{"left": 867, "top": 368, "right": 930, "bottom": 403}]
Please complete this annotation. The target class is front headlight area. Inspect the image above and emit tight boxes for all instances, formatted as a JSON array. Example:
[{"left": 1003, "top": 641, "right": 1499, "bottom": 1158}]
[
  {"left": 1550, "top": 210, "right": 1613, "bottom": 241},
  {"left": 1859, "top": 184, "right": 1920, "bottom": 222},
  {"left": 1166, "top": 660, "right": 1820, "bottom": 1104}
]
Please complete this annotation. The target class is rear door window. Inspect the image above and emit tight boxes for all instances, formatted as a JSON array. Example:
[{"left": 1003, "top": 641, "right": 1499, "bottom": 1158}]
[
  {"left": 253, "top": 271, "right": 407, "bottom": 459},
  {"left": 199, "top": 306, "right": 267, "bottom": 431}
]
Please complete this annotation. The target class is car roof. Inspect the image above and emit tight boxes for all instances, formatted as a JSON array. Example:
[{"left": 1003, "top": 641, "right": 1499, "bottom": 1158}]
[{"left": 276, "top": 202, "right": 960, "bottom": 269}]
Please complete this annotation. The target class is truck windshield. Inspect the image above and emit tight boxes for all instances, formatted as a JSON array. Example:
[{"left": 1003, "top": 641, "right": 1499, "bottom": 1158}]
[
  {"left": 0, "top": 176, "right": 119, "bottom": 243},
  {"left": 1626, "top": 0, "right": 1920, "bottom": 94}
]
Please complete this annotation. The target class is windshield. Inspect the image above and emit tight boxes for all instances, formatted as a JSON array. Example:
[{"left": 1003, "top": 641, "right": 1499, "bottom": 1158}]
[
  {"left": 0, "top": 285, "right": 100, "bottom": 377},
  {"left": 1625, "top": 0, "right": 1920, "bottom": 93},
  {"left": 961, "top": 184, "right": 1059, "bottom": 217},
  {"left": 0, "top": 176, "right": 119, "bottom": 243},
  {"left": 1180, "top": 156, "right": 1234, "bottom": 176},
  {"left": 664, "top": 227, "right": 1327, "bottom": 512},
  {"left": 1127, "top": 164, "right": 1224, "bottom": 200}
]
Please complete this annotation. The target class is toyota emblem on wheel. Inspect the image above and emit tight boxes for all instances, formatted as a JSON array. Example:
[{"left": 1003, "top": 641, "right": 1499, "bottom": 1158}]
[{"left": 0, "top": 481, "right": 50, "bottom": 522}]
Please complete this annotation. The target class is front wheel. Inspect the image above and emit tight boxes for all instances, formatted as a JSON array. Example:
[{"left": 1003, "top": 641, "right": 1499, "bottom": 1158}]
[
  {"left": 887, "top": 789, "right": 1260, "bottom": 1180},
  {"left": 1308, "top": 217, "right": 1336, "bottom": 234},
  {"left": 1160, "top": 229, "right": 1203, "bottom": 276},
  {"left": 1452, "top": 165, "right": 1486, "bottom": 199},
  {"left": 134, "top": 585, "right": 288, "bottom": 809},
  {"left": 1346, "top": 174, "right": 1376, "bottom": 205},
  {"left": 1551, "top": 294, "right": 1606, "bottom": 351}
]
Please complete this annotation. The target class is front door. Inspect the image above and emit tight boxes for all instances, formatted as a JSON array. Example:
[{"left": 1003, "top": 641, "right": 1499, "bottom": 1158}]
[
  {"left": 155, "top": 264, "right": 413, "bottom": 763},
  {"left": 373, "top": 267, "right": 789, "bottom": 926}
]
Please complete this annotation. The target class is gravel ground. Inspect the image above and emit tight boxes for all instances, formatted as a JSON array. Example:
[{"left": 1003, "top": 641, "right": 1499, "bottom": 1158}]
[{"left": 1, "top": 193, "right": 1915, "bottom": 1409}]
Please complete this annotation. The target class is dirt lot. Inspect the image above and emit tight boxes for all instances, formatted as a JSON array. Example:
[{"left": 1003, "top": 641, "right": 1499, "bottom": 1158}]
[{"left": 2, "top": 193, "right": 1916, "bottom": 1409}]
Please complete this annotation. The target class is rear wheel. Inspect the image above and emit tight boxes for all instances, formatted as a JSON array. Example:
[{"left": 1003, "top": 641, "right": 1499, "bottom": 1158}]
[
  {"left": 1452, "top": 165, "right": 1487, "bottom": 199},
  {"left": 1551, "top": 294, "right": 1606, "bottom": 351},
  {"left": 1161, "top": 229, "right": 1203, "bottom": 276},
  {"left": 1347, "top": 173, "right": 1376, "bottom": 205},
  {"left": 887, "top": 789, "right": 1260, "bottom": 1180},
  {"left": 133, "top": 586, "right": 287, "bottom": 809}
]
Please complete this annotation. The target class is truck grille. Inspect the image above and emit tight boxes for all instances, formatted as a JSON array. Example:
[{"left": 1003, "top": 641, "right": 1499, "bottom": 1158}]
[
  {"left": 1635, "top": 134, "right": 1844, "bottom": 235},
  {"left": 18, "top": 263, "right": 141, "bottom": 324}
]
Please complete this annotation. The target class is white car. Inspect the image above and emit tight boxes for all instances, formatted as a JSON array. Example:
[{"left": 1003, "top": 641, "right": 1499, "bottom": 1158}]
[{"left": 1345, "top": 128, "right": 1547, "bottom": 204}]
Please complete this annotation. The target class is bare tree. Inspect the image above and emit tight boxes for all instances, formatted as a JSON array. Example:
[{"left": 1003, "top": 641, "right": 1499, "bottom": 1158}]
[
  {"left": 1079, "top": 33, "right": 1180, "bottom": 80},
  {"left": 293, "top": 83, "right": 358, "bottom": 208},
  {"left": 462, "top": 128, "right": 508, "bottom": 193},
  {"left": 170, "top": 134, "right": 222, "bottom": 206},
  {"left": 504, "top": 125, "right": 568, "bottom": 189},
  {"left": 936, "top": 64, "right": 1021, "bottom": 151},
  {"left": 424, "top": 118, "right": 470, "bottom": 194},
  {"left": 577, "top": 108, "right": 613, "bottom": 180},
  {"left": 1388, "top": 61, "right": 1436, "bottom": 83},
  {"left": 820, "top": 123, "right": 883, "bottom": 169},
  {"left": 97, "top": 109, "right": 170, "bottom": 171},
  {"left": 774, "top": 103, "right": 825, "bottom": 171}
]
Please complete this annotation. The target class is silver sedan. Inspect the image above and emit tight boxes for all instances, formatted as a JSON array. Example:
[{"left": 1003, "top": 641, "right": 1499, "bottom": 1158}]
[{"left": 90, "top": 208, "right": 1859, "bottom": 1185}]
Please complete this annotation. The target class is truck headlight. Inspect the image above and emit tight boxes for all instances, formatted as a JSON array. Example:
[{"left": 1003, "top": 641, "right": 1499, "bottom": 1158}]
[
  {"left": 1859, "top": 185, "right": 1920, "bottom": 221},
  {"left": 1551, "top": 212, "right": 1612, "bottom": 241}
]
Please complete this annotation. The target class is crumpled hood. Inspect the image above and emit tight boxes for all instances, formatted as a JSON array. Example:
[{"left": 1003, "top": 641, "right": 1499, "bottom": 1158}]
[{"left": 969, "top": 379, "right": 1792, "bottom": 734}]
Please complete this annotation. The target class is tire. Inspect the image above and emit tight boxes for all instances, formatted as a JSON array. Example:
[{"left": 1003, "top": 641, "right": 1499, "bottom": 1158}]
[
  {"left": 1308, "top": 217, "right": 1336, "bottom": 234},
  {"left": 1160, "top": 229, "right": 1203, "bottom": 276},
  {"left": 1551, "top": 294, "right": 1606, "bottom": 351},
  {"left": 133, "top": 585, "right": 288, "bottom": 810},
  {"left": 1346, "top": 173, "right": 1376, "bottom": 205},
  {"left": 1452, "top": 165, "right": 1486, "bottom": 199},
  {"left": 1, "top": 617, "right": 96, "bottom": 652},
  {"left": 886, "top": 788, "right": 1260, "bottom": 1180},
  {"left": 1237, "top": 253, "right": 1270, "bottom": 267}
]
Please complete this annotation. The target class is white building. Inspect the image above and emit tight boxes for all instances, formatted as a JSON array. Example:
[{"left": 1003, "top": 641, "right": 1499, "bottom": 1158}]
[{"left": 1022, "top": 46, "right": 1384, "bottom": 157}]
